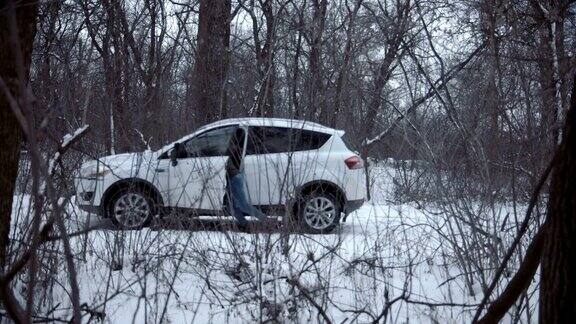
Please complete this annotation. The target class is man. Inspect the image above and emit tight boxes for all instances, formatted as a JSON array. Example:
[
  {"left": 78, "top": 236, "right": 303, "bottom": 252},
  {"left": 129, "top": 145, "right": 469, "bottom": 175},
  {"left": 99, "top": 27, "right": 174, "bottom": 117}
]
[{"left": 226, "top": 127, "right": 267, "bottom": 229}]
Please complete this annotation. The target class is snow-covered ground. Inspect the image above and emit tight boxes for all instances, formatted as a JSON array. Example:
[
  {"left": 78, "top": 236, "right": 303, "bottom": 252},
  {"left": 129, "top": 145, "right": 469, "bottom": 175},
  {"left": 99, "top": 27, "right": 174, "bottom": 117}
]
[{"left": 9, "top": 163, "right": 537, "bottom": 323}]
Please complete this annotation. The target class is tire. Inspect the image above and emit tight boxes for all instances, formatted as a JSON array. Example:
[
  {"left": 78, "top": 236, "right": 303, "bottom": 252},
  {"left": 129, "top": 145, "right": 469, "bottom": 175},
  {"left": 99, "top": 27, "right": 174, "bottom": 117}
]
[
  {"left": 296, "top": 192, "right": 341, "bottom": 234},
  {"left": 106, "top": 186, "right": 155, "bottom": 229}
]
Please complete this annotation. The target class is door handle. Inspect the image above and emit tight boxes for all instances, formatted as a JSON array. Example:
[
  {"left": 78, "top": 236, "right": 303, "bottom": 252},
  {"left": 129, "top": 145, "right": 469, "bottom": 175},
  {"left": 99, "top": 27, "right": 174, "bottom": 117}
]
[{"left": 155, "top": 168, "right": 167, "bottom": 173}]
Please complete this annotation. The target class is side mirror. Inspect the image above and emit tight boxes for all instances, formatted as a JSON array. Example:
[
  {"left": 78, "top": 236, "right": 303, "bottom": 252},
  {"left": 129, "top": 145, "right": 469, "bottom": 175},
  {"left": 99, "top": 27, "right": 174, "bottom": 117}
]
[{"left": 170, "top": 143, "right": 182, "bottom": 166}]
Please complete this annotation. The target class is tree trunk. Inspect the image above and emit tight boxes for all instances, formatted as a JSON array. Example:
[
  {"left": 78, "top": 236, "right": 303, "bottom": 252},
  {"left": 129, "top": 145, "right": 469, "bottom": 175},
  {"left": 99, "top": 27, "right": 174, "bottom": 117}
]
[
  {"left": 290, "top": 2, "right": 305, "bottom": 118},
  {"left": 363, "top": 0, "right": 410, "bottom": 140},
  {"left": 481, "top": 0, "right": 502, "bottom": 165},
  {"left": 102, "top": 0, "right": 134, "bottom": 153},
  {"left": 256, "top": 0, "right": 276, "bottom": 117},
  {"left": 539, "top": 71, "right": 576, "bottom": 322},
  {"left": 306, "top": 0, "right": 327, "bottom": 120},
  {"left": 530, "top": 0, "right": 563, "bottom": 152},
  {"left": 248, "top": 0, "right": 276, "bottom": 117},
  {"left": 0, "top": 0, "right": 39, "bottom": 268},
  {"left": 190, "top": 0, "right": 231, "bottom": 126},
  {"left": 330, "top": 0, "right": 363, "bottom": 127}
]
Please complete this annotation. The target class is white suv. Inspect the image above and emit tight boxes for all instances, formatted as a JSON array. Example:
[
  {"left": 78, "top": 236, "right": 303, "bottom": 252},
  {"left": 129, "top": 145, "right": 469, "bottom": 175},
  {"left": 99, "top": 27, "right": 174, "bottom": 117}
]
[{"left": 75, "top": 118, "right": 366, "bottom": 233}]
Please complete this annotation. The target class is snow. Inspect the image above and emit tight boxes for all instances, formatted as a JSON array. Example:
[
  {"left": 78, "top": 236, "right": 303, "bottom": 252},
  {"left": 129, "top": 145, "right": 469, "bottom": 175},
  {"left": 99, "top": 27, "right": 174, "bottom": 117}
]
[
  {"left": 62, "top": 125, "right": 90, "bottom": 148},
  {"left": 44, "top": 125, "right": 90, "bottom": 192},
  {"left": 9, "top": 162, "right": 536, "bottom": 323}
]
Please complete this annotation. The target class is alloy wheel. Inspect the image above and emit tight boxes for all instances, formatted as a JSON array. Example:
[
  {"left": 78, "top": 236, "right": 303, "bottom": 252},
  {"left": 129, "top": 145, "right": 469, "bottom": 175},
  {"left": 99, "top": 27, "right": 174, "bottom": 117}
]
[
  {"left": 113, "top": 192, "right": 151, "bottom": 229},
  {"left": 303, "top": 196, "right": 336, "bottom": 230}
]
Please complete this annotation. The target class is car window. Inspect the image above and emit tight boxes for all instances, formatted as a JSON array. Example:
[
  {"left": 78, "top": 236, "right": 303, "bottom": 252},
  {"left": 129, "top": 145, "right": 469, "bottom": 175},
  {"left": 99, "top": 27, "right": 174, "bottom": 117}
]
[
  {"left": 182, "top": 126, "right": 238, "bottom": 158},
  {"left": 246, "top": 127, "right": 331, "bottom": 155},
  {"left": 246, "top": 127, "right": 289, "bottom": 154},
  {"left": 295, "top": 129, "right": 331, "bottom": 151}
]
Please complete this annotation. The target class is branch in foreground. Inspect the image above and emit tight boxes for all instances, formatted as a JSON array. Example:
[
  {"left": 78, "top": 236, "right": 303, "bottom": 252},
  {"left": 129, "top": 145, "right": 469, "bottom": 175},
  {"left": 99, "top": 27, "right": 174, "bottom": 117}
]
[
  {"left": 0, "top": 125, "right": 89, "bottom": 322},
  {"left": 14, "top": 125, "right": 91, "bottom": 280},
  {"left": 472, "top": 151, "right": 557, "bottom": 323},
  {"left": 286, "top": 277, "right": 332, "bottom": 324},
  {"left": 476, "top": 228, "right": 545, "bottom": 324}
]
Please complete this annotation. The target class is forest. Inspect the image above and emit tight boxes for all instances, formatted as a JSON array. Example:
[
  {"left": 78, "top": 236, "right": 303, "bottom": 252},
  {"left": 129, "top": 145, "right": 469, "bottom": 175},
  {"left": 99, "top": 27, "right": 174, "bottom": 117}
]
[{"left": 0, "top": 0, "right": 575, "bottom": 322}]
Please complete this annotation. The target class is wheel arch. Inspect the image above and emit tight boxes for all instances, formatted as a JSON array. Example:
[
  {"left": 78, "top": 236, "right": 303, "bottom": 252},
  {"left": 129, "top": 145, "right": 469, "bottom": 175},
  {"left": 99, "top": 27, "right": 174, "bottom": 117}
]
[
  {"left": 101, "top": 178, "right": 164, "bottom": 217},
  {"left": 291, "top": 180, "right": 347, "bottom": 216}
]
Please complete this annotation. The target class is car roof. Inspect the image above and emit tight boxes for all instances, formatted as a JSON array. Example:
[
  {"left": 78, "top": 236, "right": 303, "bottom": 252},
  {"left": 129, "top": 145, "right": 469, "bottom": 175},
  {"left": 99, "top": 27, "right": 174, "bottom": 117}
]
[
  {"left": 201, "top": 117, "right": 341, "bottom": 134},
  {"left": 157, "top": 117, "right": 344, "bottom": 154}
]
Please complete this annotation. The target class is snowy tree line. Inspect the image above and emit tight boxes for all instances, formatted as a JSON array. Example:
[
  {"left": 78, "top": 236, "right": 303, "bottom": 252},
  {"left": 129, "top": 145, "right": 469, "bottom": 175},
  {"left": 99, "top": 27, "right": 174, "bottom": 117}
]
[{"left": 28, "top": 0, "right": 574, "bottom": 177}]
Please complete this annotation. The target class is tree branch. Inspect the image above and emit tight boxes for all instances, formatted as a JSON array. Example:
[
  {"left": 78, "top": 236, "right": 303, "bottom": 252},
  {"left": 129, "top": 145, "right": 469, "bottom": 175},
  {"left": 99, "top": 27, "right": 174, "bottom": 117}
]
[
  {"left": 476, "top": 227, "right": 545, "bottom": 324},
  {"left": 472, "top": 152, "right": 557, "bottom": 322}
]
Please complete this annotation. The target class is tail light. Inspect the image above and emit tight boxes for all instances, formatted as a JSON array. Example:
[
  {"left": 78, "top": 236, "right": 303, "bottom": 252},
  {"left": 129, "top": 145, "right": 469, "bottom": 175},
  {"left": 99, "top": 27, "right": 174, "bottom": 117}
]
[{"left": 345, "top": 156, "right": 364, "bottom": 170}]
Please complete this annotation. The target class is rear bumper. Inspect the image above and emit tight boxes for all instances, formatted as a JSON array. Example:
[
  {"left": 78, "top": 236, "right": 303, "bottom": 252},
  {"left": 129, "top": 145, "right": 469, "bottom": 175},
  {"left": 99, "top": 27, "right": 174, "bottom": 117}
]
[{"left": 344, "top": 198, "right": 364, "bottom": 215}]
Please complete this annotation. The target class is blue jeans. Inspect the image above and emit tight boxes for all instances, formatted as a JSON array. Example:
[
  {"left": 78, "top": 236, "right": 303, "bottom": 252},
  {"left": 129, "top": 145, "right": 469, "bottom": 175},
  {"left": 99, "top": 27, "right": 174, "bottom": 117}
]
[{"left": 228, "top": 172, "right": 267, "bottom": 225}]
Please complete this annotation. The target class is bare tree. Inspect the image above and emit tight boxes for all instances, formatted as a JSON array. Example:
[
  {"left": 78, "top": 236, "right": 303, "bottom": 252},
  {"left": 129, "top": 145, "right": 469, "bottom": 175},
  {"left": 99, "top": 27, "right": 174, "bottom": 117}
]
[
  {"left": 539, "top": 70, "right": 576, "bottom": 322},
  {"left": 0, "top": 0, "right": 39, "bottom": 269}
]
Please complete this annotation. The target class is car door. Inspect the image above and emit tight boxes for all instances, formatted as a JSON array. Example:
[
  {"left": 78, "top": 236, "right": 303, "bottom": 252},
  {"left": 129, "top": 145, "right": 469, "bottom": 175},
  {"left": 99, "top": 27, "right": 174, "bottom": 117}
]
[
  {"left": 151, "top": 156, "right": 174, "bottom": 206},
  {"left": 243, "top": 127, "right": 293, "bottom": 207},
  {"left": 165, "top": 125, "right": 239, "bottom": 212},
  {"left": 243, "top": 127, "right": 334, "bottom": 209}
]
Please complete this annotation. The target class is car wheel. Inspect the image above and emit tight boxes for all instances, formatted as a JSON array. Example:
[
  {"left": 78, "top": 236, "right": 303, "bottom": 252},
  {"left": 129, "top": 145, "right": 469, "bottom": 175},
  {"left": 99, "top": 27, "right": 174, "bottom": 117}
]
[
  {"left": 297, "top": 192, "right": 341, "bottom": 233},
  {"left": 107, "top": 187, "right": 155, "bottom": 229}
]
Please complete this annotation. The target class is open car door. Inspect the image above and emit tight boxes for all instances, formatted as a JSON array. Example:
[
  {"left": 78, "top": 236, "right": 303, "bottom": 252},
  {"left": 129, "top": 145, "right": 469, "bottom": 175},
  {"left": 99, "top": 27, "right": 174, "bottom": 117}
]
[{"left": 165, "top": 125, "right": 239, "bottom": 212}]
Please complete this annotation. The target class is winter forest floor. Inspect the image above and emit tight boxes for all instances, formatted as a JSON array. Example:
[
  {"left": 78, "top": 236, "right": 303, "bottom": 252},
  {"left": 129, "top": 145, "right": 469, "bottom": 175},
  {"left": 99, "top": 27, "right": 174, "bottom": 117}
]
[{"left": 9, "top": 163, "right": 538, "bottom": 323}]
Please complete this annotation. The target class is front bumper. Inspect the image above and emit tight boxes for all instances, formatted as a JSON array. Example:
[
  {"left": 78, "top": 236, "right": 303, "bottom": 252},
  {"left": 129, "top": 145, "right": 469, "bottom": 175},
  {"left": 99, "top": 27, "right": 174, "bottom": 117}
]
[
  {"left": 75, "top": 175, "right": 105, "bottom": 215},
  {"left": 77, "top": 203, "right": 102, "bottom": 215}
]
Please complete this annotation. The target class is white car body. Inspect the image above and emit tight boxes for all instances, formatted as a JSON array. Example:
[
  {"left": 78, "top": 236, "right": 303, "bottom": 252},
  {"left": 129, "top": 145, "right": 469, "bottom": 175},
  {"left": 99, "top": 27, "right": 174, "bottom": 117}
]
[{"left": 75, "top": 118, "right": 366, "bottom": 230}]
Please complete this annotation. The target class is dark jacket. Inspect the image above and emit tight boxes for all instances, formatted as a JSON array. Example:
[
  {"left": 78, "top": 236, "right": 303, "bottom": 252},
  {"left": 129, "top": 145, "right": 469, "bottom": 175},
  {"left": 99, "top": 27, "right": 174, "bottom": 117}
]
[{"left": 225, "top": 128, "right": 245, "bottom": 177}]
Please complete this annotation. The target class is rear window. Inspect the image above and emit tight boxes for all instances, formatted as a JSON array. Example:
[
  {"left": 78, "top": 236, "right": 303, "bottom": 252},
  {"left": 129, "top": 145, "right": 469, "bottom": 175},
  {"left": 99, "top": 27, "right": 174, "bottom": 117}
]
[
  {"left": 296, "top": 128, "right": 331, "bottom": 151},
  {"left": 247, "top": 127, "right": 331, "bottom": 155}
]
